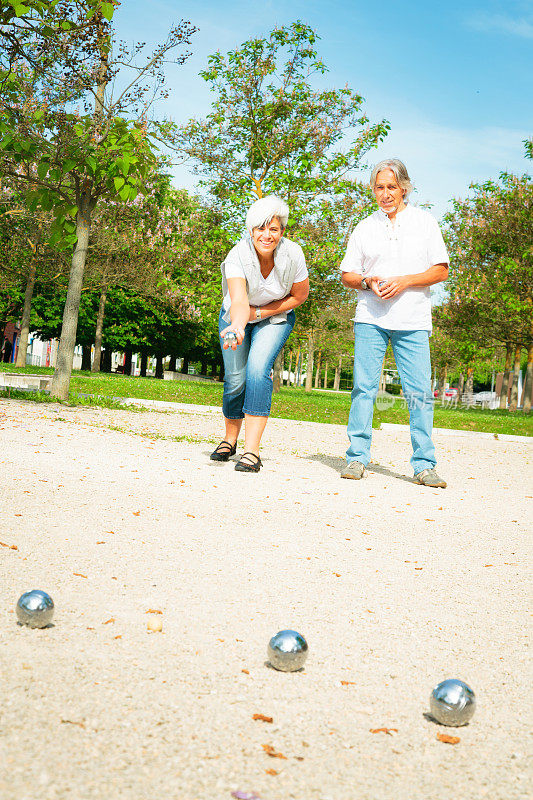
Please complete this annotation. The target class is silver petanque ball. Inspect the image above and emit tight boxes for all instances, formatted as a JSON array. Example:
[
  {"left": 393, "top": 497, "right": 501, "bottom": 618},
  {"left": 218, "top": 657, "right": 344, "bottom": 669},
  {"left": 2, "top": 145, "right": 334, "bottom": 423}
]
[
  {"left": 430, "top": 679, "right": 476, "bottom": 726},
  {"left": 267, "top": 629, "right": 308, "bottom": 672},
  {"left": 224, "top": 331, "right": 238, "bottom": 344},
  {"left": 16, "top": 589, "right": 54, "bottom": 629}
]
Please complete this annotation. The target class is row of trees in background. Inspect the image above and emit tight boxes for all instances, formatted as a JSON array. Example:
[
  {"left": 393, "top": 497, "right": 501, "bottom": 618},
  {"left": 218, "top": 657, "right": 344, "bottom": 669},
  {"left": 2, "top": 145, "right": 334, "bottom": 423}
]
[
  {"left": 0, "top": 11, "right": 386, "bottom": 397},
  {"left": 435, "top": 156, "right": 532, "bottom": 412},
  {"left": 0, "top": 4, "right": 531, "bottom": 410}
]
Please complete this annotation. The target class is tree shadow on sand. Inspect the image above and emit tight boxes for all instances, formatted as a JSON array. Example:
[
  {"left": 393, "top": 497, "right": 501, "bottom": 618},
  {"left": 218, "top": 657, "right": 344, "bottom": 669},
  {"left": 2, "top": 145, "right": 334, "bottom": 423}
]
[{"left": 305, "top": 454, "right": 415, "bottom": 484}]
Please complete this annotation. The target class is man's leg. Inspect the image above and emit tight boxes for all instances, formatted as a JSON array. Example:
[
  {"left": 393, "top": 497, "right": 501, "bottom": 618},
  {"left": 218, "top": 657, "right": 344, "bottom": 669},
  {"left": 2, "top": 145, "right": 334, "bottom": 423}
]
[
  {"left": 345, "top": 323, "right": 389, "bottom": 466},
  {"left": 390, "top": 330, "right": 438, "bottom": 474}
]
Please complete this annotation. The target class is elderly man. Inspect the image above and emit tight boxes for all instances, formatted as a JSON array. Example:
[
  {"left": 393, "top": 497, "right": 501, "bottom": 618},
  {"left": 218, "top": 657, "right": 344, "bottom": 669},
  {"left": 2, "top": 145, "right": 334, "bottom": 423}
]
[{"left": 340, "top": 158, "right": 449, "bottom": 487}]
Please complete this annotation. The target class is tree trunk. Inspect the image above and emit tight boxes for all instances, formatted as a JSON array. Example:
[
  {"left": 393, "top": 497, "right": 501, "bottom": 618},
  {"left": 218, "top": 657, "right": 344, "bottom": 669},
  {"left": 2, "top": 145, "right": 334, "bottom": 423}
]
[
  {"left": 181, "top": 357, "right": 190, "bottom": 375},
  {"left": 440, "top": 364, "right": 448, "bottom": 404},
  {"left": 323, "top": 359, "right": 329, "bottom": 389},
  {"left": 508, "top": 344, "right": 522, "bottom": 412},
  {"left": 15, "top": 254, "right": 37, "bottom": 367},
  {"left": 499, "top": 344, "right": 512, "bottom": 409},
  {"left": 305, "top": 334, "right": 314, "bottom": 392},
  {"left": 522, "top": 341, "right": 533, "bottom": 413},
  {"left": 91, "top": 284, "right": 107, "bottom": 373},
  {"left": 273, "top": 347, "right": 284, "bottom": 393},
  {"left": 333, "top": 355, "right": 342, "bottom": 391},
  {"left": 294, "top": 348, "right": 301, "bottom": 386},
  {"left": 155, "top": 354, "right": 164, "bottom": 379},
  {"left": 286, "top": 350, "right": 293, "bottom": 387},
  {"left": 101, "top": 347, "right": 112, "bottom": 373},
  {"left": 314, "top": 349, "right": 322, "bottom": 389},
  {"left": 81, "top": 344, "right": 92, "bottom": 371},
  {"left": 140, "top": 350, "right": 148, "bottom": 377},
  {"left": 124, "top": 348, "right": 132, "bottom": 376},
  {"left": 168, "top": 354, "right": 178, "bottom": 372},
  {"left": 49, "top": 199, "right": 93, "bottom": 400},
  {"left": 458, "top": 373, "right": 465, "bottom": 401},
  {"left": 465, "top": 367, "right": 474, "bottom": 395},
  {"left": 48, "top": 33, "right": 109, "bottom": 400}
]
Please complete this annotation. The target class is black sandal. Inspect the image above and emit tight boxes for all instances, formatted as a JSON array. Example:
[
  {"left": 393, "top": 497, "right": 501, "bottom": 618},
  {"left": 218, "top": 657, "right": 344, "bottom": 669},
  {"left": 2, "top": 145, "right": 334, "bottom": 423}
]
[
  {"left": 234, "top": 452, "right": 262, "bottom": 472},
  {"left": 210, "top": 440, "right": 237, "bottom": 462}
]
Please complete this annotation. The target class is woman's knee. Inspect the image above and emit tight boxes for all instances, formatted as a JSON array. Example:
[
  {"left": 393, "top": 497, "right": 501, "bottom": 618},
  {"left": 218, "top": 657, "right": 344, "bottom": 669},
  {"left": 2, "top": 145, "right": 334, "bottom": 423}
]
[{"left": 224, "top": 371, "right": 246, "bottom": 397}]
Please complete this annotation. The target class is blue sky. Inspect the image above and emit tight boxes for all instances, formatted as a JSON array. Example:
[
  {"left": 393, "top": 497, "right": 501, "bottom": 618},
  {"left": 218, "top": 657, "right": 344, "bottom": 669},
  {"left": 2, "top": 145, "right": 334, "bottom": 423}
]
[{"left": 113, "top": 0, "right": 532, "bottom": 220}]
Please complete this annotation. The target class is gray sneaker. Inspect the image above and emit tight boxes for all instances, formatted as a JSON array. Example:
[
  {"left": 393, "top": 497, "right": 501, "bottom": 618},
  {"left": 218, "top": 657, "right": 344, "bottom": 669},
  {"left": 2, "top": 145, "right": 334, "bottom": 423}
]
[
  {"left": 341, "top": 460, "right": 366, "bottom": 480},
  {"left": 414, "top": 468, "right": 447, "bottom": 488}
]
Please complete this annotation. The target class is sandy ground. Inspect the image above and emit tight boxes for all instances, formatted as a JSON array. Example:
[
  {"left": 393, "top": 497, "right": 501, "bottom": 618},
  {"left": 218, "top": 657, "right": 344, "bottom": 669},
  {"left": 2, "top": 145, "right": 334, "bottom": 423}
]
[{"left": 0, "top": 397, "right": 531, "bottom": 800}]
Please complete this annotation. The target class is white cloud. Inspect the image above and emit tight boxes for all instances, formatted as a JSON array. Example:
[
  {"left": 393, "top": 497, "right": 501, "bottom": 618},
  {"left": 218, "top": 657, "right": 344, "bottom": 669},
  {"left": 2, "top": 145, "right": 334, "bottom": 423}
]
[{"left": 467, "top": 12, "right": 533, "bottom": 39}]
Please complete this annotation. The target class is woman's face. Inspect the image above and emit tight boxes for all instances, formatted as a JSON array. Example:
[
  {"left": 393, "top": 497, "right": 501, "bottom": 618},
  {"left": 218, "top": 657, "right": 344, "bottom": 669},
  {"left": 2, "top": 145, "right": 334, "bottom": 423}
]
[
  {"left": 252, "top": 217, "right": 283, "bottom": 258},
  {"left": 373, "top": 169, "right": 405, "bottom": 216}
]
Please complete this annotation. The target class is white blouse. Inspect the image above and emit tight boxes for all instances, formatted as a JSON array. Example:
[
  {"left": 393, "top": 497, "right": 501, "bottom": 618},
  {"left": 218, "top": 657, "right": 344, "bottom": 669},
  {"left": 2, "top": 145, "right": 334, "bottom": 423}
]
[{"left": 223, "top": 239, "right": 308, "bottom": 322}]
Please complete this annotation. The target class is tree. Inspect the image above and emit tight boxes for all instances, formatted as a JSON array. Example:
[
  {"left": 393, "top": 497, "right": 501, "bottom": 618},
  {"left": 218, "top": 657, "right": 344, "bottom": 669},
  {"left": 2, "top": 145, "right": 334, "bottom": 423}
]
[
  {"left": 174, "top": 22, "right": 389, "bottom": 229},
  {"left": 443, "top": 169, "right": 532, "bottom": 410},
  {"left": 83, "top": 170, "right": 180, "bottom": 371},
  {"left": 160, "top": 188, "right": 232, "bottom": 373},
  {"left": 0, "top": 1, "right": 196, "bottom": 398}
]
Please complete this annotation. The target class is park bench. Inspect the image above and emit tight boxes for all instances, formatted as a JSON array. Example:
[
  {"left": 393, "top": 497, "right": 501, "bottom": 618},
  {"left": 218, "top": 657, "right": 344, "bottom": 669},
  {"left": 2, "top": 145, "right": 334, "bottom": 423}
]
[{"left": 0, "top": 373, "right": 51, "bottom": 391}]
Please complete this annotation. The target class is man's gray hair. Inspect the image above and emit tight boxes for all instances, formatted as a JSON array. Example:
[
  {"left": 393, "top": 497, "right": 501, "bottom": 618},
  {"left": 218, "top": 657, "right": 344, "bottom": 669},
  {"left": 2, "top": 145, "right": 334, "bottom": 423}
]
[
  {"left": 245, "top": 195, "right": 289, "bottom": 235},
  {"left": 370, "top": 159, "right": 413, "bottom": 199}
]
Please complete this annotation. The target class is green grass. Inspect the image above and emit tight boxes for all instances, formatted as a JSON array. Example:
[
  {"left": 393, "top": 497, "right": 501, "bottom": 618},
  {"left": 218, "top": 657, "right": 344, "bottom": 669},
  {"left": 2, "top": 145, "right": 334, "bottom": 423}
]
[
  {"left": 1, "top": 366, "right": 531, "bottom": 436},
  {"left": 0, "top": 363, "right": 55, "bottom": 374}
]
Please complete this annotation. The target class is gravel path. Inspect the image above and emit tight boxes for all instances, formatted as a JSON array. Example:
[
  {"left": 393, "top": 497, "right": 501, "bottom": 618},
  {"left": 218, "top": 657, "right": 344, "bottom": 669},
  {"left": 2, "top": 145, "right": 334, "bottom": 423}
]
[{"left": 1, "top": 398, "right": 531, "bottom": 800}]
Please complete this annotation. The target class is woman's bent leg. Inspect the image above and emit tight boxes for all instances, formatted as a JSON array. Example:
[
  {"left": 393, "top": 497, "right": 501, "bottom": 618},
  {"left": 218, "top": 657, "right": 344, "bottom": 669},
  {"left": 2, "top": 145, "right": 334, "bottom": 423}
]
[
  {"left": 242, "top": 313, "right": 295, "bottom": 418},
  {"left": 241, "top": 313, "right": 295, "bottom": 453},
  {"left": 243, "top": 414, "right": 268, "bottom": 456},
  {"left": 346, "top": 323, "right": 389, "bottom": 465}
]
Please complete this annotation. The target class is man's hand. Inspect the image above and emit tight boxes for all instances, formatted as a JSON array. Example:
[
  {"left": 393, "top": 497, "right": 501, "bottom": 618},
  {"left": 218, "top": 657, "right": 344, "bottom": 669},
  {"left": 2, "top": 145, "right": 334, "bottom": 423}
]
[
  {"left": 369, "top": 276, "right": 383, "bottom": 297},
  {"left": 377, "top": 276, "right": 411, "bottom": 299}
]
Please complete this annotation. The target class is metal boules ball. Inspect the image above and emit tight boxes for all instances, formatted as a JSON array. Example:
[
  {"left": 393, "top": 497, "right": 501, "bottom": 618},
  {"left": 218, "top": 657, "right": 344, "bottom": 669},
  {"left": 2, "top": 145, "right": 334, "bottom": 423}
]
[
  {"left": 16, "top": 589, "right": 54, "bottom": 629},
  {"left": 224, "top": 331, "right": 238, "bottom": 344},
  {"left": 430, "top": 679, "right": 476, "bottom": 727},
  {"left": 267, "top": 629, "right": 308, "bottom": 672}
]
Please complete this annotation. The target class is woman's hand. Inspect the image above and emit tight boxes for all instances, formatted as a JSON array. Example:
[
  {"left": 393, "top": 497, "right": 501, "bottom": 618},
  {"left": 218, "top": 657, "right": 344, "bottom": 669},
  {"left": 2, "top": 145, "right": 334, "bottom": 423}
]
[{"left": 220, "top": 325, "right": 245, "bottom": 350}]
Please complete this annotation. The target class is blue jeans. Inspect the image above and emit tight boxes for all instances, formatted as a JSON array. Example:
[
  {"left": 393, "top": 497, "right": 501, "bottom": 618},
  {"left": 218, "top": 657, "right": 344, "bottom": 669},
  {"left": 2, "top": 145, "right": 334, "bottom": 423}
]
[
  {"left": 346, "top": 323, "right": 436, "bottom": 474},
  {"left": 219, "top": 309, "right": 295, "bottom": 418}
]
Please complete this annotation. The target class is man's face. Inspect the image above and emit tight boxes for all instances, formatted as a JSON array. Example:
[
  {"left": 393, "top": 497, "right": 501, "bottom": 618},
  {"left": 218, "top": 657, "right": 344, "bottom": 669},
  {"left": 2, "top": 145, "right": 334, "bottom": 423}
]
[{"left": 373, "top": 169, "right": 405, "bottom": 215}]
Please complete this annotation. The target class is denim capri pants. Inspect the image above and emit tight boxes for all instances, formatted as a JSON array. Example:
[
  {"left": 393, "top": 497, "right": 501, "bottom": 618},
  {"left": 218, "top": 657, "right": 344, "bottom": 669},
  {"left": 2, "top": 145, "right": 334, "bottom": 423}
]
[{"left": 219, "top": 308, "right": 295, "bottom": 418}]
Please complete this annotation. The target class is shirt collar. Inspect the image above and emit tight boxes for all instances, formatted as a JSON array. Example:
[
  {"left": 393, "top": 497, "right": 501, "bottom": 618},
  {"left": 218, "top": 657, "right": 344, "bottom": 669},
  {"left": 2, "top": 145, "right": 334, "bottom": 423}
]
[{"left": 377, "top": 203, "right": 410, "bottom": 224}]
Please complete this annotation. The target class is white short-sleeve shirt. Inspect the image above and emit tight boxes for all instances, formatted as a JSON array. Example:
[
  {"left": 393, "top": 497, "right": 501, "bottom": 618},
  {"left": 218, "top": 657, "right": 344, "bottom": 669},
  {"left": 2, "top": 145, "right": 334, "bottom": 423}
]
[
  {"left": 223, "top": 239, "right": 308, "bottom": 321},
  {"left": 340, "top": 204, "right": 449, "bottom": 331}
]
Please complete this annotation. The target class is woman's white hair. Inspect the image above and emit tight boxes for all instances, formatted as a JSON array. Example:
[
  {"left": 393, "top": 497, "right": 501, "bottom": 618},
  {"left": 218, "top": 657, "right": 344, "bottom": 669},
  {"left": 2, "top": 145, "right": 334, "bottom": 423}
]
[
  {"left": 370, "top": 158, "right": 413, "bottom": 199},
  {"left": 245, "top": 195, "right": 289, "bottom": 235}
]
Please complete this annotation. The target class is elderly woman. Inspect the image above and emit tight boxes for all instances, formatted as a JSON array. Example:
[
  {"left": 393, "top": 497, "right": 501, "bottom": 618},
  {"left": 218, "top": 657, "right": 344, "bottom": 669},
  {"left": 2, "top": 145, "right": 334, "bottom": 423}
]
[
  {"left": 210, "top": 195, "right": 309, "bottom": 472},
  {"left": 340, "top": 158, "right": 449, "bottom": 487}
]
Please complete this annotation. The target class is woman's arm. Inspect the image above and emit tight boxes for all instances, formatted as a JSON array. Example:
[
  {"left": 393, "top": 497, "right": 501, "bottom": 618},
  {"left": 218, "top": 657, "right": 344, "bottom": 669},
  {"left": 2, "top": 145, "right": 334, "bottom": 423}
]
[
  {"left": 221, "top": 277, "right": 250, "bottom": 348},
  {"left": 249, "top": 278, "right": 310, "bottom": 321}
]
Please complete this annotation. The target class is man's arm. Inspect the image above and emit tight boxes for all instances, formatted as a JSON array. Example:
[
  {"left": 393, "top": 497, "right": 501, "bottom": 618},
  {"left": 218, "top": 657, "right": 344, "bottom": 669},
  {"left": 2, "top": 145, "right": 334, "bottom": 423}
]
[
  {"left": 341, "top": 271, "right": 382, "bottom": 296},
  {"left": 378, "top": 264, "right": 448, "bottom": 300}
]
